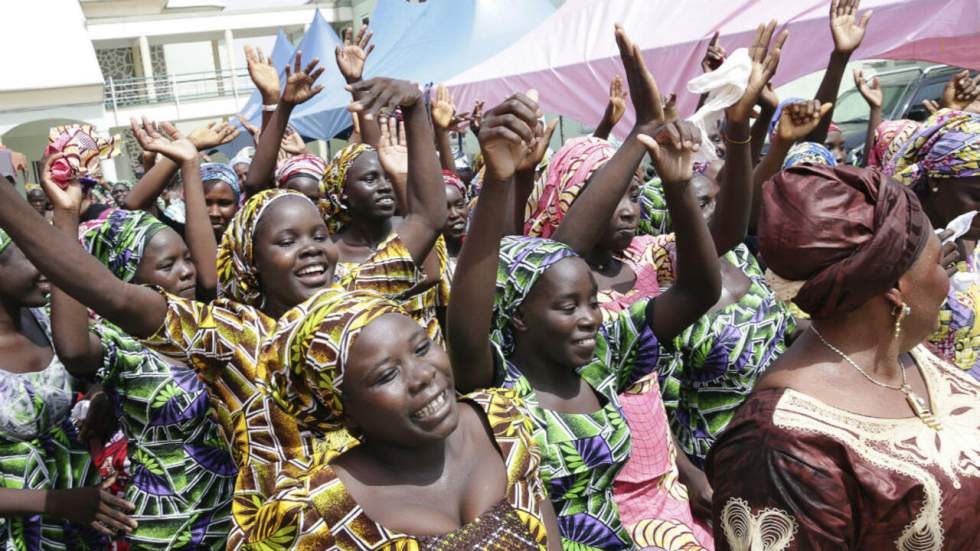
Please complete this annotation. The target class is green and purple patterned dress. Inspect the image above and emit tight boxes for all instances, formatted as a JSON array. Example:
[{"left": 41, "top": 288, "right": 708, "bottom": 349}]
[{"left": 0, "top": 309, "right": 102, "bottom": 551}]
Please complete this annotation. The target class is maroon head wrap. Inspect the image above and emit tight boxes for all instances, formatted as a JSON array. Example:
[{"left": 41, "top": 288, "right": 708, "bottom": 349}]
[{"left": 759, "top": 165, "right": 930, "bottom": 319}]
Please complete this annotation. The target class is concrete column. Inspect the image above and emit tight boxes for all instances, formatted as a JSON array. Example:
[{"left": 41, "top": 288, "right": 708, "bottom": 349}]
[
  {"left": 224, "top": 29, "right": 240, "bottom": 105},
  {"left": 211, "top": 39, "right": 225, "bottom": 95},
  {"left": 138, "top": 35, "right": 156, "bottom": 101}
]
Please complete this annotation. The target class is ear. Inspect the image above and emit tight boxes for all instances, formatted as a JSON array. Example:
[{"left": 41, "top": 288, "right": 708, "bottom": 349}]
[
  {"left": 882, "top": 285, "right": 906, "bottom": 311},
  {"left": 511, "top": 305, "right": 528, "bottom": 333}
]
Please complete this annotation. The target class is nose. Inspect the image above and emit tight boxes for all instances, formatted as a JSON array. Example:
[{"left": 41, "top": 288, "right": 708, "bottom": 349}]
[
  {"left": 177, "top": 259, "right": 195, "bottom": 282},
  {"left": 207, "top": 203, "right": 222, "bottom": 219},
  {"left": 298, "top": 236, "right": 326, "bottom": 259},
  {"left": 576, "top": 306, "right": 599, "bottom": 333},
  {"left": 616, "top": 196, "right": 637, "bottom": 223},
  {"left": 407, "top": 358, "right": 437, "bottom": 395}
]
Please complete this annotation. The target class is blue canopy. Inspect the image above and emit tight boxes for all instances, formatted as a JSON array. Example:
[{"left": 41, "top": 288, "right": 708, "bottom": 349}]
[{"left": 236, "top": 0, "right": 555, "bottom": 141}]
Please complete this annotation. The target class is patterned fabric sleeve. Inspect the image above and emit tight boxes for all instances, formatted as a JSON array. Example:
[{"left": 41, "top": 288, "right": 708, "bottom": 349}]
[
  {"left": 585, "top": 298, "right": 661, "bottom": 395},
  {"left": 338, "top": 234, "right": 425, "bottom": 299},
  {"left": 707, "top": 391, "right": 858, "bottom": 550}
]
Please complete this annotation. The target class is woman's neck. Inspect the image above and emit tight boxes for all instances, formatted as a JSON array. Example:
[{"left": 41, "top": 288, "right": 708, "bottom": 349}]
[
  {"left": 509, "top": 343, "right": 584, "bottom": 398},
  {"left": 0, "top": 299, "right": 22, "bottom": 337},
  {"left": 809, "top": 315, "right": 905, "bottom": 385},
  {"left": 358, "top": 432, "right": 452, "bottom": 484},
  {"left": 344, "top": 216, "right": 394, "bottom": 249},
  {"left": 584, "top": 245, "right": 615, "bottom": 272},
  {"left": 445, "top": 235, "right": 462, "bottom": 258}
]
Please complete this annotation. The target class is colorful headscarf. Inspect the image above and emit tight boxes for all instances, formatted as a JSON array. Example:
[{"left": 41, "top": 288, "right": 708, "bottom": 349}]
[
  {"left": 443, "top": 169, "right": 466, "bottom": 198},
  {"left": 216, "top": 189, "right": 315, "bottom": 307},
  {"left": 322, "top": 143, "right": 373, "bottom": 233},
  {"left": 44, "top": 125, "right": 120, "bottom": 188},
  {"left": 888, "top": 109, "right": 980, "bottom": 190},
  {"left": 200, "top": 163, "right": 241, "bottom": 202},
  {"left": 868, "top": 119, "right": 921, "bottom": 170},
  {"left": 768, "top": 97, "right": 805, "bottom": 141},
  {"left": 266, "top": 288, "right": 404, "bottom": 434},
  {"left": 0, "top": 228, "right": 11, "bottom": 257},
  {"left": 275, "top": 153, "right": 327, "bottom": 187},
  {"left": 782, "top": 142, "right": 838, "bottom": 169},
  {"left": 759, "top": 165, "right": 930, "bottom": 319},
  {"left": 524, "top": 137, "right": 616, "bottom": 238},
  {"left": 638, "top": 178, "right": 670, "bottom": 236},
  {"left": 78, "top": 208, "right": 168, "bottom": 283},
  {"left": 492, "top": 236, "right": 578, "bottom": 355}
]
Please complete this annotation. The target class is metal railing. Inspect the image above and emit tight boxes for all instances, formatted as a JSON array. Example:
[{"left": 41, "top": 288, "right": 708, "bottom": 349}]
[{"left": 104, "top": 68, "right": 256, "bottom": 113}]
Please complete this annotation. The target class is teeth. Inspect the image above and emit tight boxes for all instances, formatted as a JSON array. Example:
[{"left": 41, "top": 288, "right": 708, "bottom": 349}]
[
  {"left": 412, "top": 391, "right": 447, "bottom": 420},
  {"left": 297, "top": 265, "right": 325, "bottom": 276}
]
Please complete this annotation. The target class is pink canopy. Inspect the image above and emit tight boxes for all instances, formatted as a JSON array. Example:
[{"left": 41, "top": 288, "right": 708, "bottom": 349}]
[{"left": 447, "top": 0, "right": 980, "bottom": 135}]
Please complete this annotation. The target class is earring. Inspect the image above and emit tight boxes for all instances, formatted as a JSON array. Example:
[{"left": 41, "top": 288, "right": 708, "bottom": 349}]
[
  {"left": 894, "top": 302, "right": 911, "bottom": 338},
  {"left": 931, "top": 187, "right": 939, "bottom": 193}
]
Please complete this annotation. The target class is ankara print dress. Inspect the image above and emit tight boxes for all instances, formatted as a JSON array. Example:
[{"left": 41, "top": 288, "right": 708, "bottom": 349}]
[
  {"left": 227, "top": 388, "right": 551, "bottom": 550},
  {"left": 707, "top": 346, "right": 980, "bottom": 550},
  {"left": 493, "top": 299, "right": 660, "bottom": 551},
  {"left": 0, "top": 309, "right": 102, "bottom": 551},
  {"left": 92, "top": 320, "right": 236, "bottom": 550},
  {"left": 928, "top": 246, "right": 980, "bottom": 380}
]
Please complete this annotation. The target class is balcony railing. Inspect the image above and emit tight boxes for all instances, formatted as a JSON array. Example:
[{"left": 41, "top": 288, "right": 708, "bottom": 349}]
[{"left": 104, "top": 68, "right": 256, "bottom": 113}]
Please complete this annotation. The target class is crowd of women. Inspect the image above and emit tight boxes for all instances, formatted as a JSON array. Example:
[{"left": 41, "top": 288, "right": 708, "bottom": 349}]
[{"left": 2, "top": 0, "right": 980, "bottom": 549}]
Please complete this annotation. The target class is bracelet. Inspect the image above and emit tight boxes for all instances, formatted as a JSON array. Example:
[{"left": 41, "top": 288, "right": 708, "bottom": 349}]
[
  {"left": 724, "top": 131, "right": 751, "bottom": 145},
  {"left": 261, "top": 103, "right": 278, "bottom": 112}
]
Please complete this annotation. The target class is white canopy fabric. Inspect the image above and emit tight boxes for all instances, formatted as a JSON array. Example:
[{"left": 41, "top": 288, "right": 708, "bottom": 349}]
[{"left": 447, "top": 0, "right": 980, "bottom": 135}]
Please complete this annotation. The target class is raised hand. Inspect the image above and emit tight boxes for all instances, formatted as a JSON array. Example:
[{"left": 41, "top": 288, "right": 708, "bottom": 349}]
[
  {"left": 725, "top": 20, "right": 788, "bottom": 123},
  {"left": 941, "top": 69, "right": 980, "bottom": 111},
  {"left": 245, "top": 45, "right": 280, "bottom": 102},
  {"left": 636, "top": 121, "right": 702, "bottom": 185},
  {"left": 469, "top": 100, "right": 485, "bottom": 135},
  {"left": 922, "top": 99, "right": 941, "bottom": 115},
  {"left": 131, "top": 117, "right": 198, "bottom": 164},
  {"left": 606, "top": 75, "right": 629, "bottom": 126},
  {"left": 662, "top": 93, "right": 678, "bottom": 123},
  {"left": 40, "top": 153, "right": 84, "bottom": 214},
  {"left": 377, "top": 115, "right": 408, "bottom": 178},
  {"left": 614, "top": 23, "right": 664, "bottom": 126},
  {"left": 701, "top": 31, "right": 727, "bottom": 73},
  {"left": 280, "top": 126, "right": 307, "bottom": 156},
  {"left": 775, "top": 100, "right": 834, "bottom": 144},
  {"left": 187, "top": 120, "right": 240, "bottom": 150},
  {"left": 853, "top": 69, "right": 883, "bottom": 110},
  {"left": 347, "top": 78, "right": 422, "bottom": 120},
  {"left": 335, "top": 26, "right": 375, "bottom": 84},
  {"left": 759, "top": 83, "right": 780, "bottom": 110},
  {"left": 431, "top": 83, "right": 456, "bottom": 130},
  {"left": 517, "top": 117, "right": 558, "bottom": 173},
  {"left": 478, "top": 93, "right": 542, "bottom": 182},
  {"left": 830, "top": 0, "right": 873, "bottom": 55},
  {"left": 237, "top": 115, "right": 261, "bottom": 147},
  {"left": 282, "top": 51, "right": 325, "bottom": 105}
]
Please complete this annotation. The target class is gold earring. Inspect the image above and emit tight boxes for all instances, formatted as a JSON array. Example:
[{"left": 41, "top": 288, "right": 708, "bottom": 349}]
[
  {"left": 931, "top": 187, "right": 939, "bottom": 193},
  {"left": 894, "top": 302, "right": 911, "bottom": 338}
]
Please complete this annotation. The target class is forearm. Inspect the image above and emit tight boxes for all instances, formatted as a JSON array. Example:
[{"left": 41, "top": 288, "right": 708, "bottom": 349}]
[
  {"left": 750, "top": 105, "right": 776, "bottom": 164},
  {"left": 0, "top": 489, "right": 48, "bottom": 516},
  {"left": 435, "top": 127, "right": 456, "bottom": 173},
  {"left": 0, "top": 186, "right": 165, "bottom": 338},
  {"left": 806, "top": 51, "right": 850, "bottom": 143},
  {"left": 510, "top": 169, "right": 536, "bottom": 236},
  {"left": 179, "top": 158, "right": 218, "bottom": 293},
  {"left": 553, "top": 132, "right": 646, "bottom": 254},
  {"left": 710, "top": 120, "right": 752, "bottom": 255},
  {"left": 244, "top": 101, "right": 295, "bottom": 197},
  {"left": 748, "top": 139, "right": 792, "bottom": 233},
  {"left": 404, "top": 102, "right": 447, "bottom": 238},
  {"left": 861, "top": 107, "right": 881, "bottom": 167},
  {"left": 447, "top": 181, "right": 509, "bottom": 392},
  {"left": 123, "top": 158, "right": 178, "bottom": 211},
  {"left": 50, "top": 211, "right": 104, "bottom": 377},
  {"left": 592, "top": 105, "right": 616, "bottom": 140}
]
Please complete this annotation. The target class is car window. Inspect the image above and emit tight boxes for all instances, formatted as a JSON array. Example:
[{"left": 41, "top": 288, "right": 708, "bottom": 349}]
[{"left": 833, "top": 68, "right": 919, "bottom": 124}]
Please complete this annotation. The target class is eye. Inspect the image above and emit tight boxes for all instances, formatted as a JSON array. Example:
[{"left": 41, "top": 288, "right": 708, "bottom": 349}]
[
  {"left": 557, "top": 302, "right": 576, "bottom": 313},
  {"left": 374, "top": 367, "right": 399, "bottom": 386},
  {"left": 415, "top": 340, "right": 431, "bottom": 357},
  {"left": 313, "top": 231, "right": 329, "bottom": 242}
]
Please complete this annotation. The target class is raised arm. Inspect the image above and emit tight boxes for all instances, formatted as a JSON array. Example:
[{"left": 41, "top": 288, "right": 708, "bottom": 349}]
[
  {"left": 2, "top": 155, "right": 169, "bottom": 339},
  {"left": 805, "top": 0, "right": 872, "bottom": 143},
  {"left": 695, "top": 31, "right": 727, "bottom": 112},
  {"left": 853, "top": 69, "right": 883, "bottom": 166},
  {"left": 512, "top": 115, "right": 558, "bottom": 236},
  {"left": 336, "top": 26, "right": 380, "bottom": 147},
  {"left": 751, "top": 84, "right": 779, "bottom": 164},
  {"left": 245, "top": 45, "right": 282, "bottom": 134},
  {"left": 131, "top": 118, "right": 218, "bottom": 294},
  {"left": 749, "top": 100, "right": 832, "bottom": 232},
  {"left": 638, "top": 122, "right": 721, "bottom": 342},
  {"left": 553, "top": 24, "right": 664, "bottom": 255},
  {"left": 712, "top": 21, "right": 788, "bottom": 255},
  {"left": 49, "top": 184, "right": 104, "bottom": 377},
  {"left": 593, "top": 75, "right": 628, "bottom": 140},
  {"left": 431, "top": 84, "right": 459, "bottom": 173},
  {"left": 244, "top": 52, "right": 325, "bottom": 197},
  {"left": 940, "top": 69, "right": 980, "bottom": 112},
  {"left": 448, "top": 95, "right": 541, "bottom": 393},
  {"left": 348, "top": 78, "right": 447, "bottom": 265}
]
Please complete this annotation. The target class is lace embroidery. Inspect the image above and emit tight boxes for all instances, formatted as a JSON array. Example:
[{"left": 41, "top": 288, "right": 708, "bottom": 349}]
[
  {"left": 720, "top": 497, "right": 798, "bottom": 551},
  {"left": 771, "top": 346, "right": 980, "bottom": 550}
]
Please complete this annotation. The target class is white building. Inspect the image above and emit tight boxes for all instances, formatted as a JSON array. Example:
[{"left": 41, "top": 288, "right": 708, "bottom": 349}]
[{"left": 0, "top": 0, "right": 355, "bottom": 183}]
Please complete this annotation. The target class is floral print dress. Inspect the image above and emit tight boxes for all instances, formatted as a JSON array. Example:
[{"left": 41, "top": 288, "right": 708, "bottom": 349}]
[
  {"left": 929, "top": 246, "right": 980, "bottom": 380},
  {"left": 0, "top": 309, "right": 102, "bottom": 551},
  {"left": 93, "top": 320, "right": 237, "bottom": 550}
]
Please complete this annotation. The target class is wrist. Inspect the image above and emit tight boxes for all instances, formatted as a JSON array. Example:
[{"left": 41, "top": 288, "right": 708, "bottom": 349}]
[
  {"left": 53, "top": 207, "right": 80, "bottom": 226},
  {"left": 831, "top": 50, "right": 852, "bottom": 62},
  {"left": 343, "top": 75, "right": 362, "bottom": 86}
]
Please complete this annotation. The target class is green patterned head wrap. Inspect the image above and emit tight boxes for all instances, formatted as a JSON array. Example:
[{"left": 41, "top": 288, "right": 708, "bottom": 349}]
[{"left": 78, "top": 208, "right": 168, "bottom": 282}]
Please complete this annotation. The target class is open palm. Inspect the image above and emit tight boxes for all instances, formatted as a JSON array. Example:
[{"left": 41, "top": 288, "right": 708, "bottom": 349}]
[
  {"left": 335, "top": 26, "right": 375, "bottom": 83},
  {"left": 282, "top": 52, "right": 325, "bottom": 105},
  {"left": 830, "top": 0, "right": 873, "bottom": 54},
  {"left": 131, "top": 117, "right": 198, "bottom": 163},
  {"left": 432, "top": 84, "right": 456, "bottom": 130},
  {"left": 245, "top": 45, "right": 280, "bottom": 101},
  {"left": 377, "top": 116, "right": 408, "bottom": 177}
]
